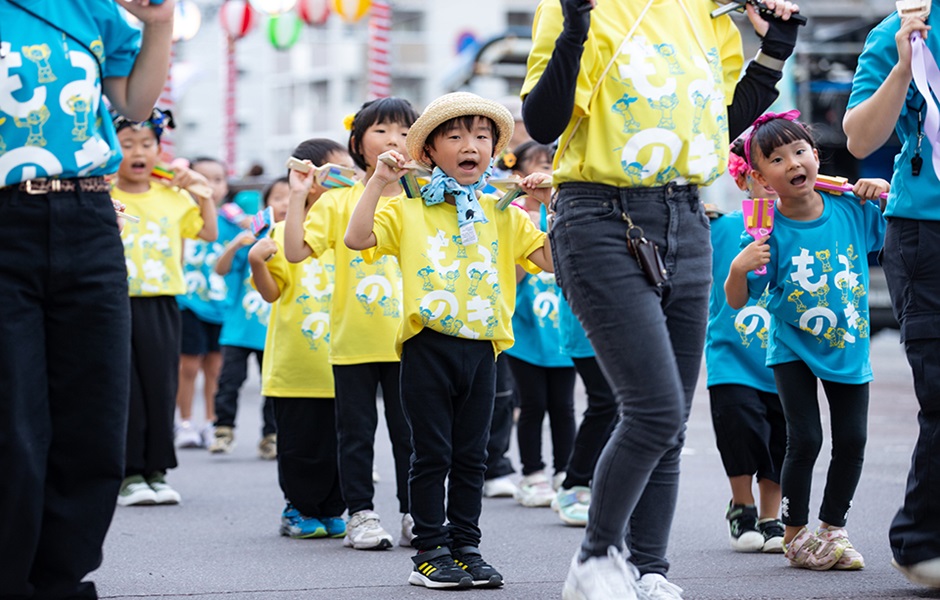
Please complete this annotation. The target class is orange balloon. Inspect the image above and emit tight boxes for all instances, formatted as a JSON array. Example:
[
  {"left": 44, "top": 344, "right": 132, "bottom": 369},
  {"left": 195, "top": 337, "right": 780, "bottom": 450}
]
[{"left": 332, "top": 0, "right": 370, "bottom": 22}]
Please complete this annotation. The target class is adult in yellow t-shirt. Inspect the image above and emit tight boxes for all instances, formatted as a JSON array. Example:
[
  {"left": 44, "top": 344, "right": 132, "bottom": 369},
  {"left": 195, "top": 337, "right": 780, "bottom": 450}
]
[{"left": 521, "top": 0, "right": 803, "bottom": 597}]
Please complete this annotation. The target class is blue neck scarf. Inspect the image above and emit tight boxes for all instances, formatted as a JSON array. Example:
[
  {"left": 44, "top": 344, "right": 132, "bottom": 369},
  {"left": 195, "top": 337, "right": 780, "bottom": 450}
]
[{"left": 421, "top": 164, "right": 492, "bottom": 230}]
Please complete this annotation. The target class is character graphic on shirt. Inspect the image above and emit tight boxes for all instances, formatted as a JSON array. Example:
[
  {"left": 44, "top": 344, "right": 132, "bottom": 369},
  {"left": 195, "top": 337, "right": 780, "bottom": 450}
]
[
  {"left": 67, "top": 95, "right": 91, "bottom": 142},
  {"left": 655, "top": 166, "right": 681, "bottom": 186},
  {"left": 691, "top": 91, "right": 708, "bottom": 134},
  {"left": 788, "top": 245, "right": 868, "bottom": 346},
  {"left": 655, "top": 43, "right": 683, "bottom": 75},
  {"left": 648, "top": 93, "right": 678, "bottom": 129},
  {"left": 419, "top": 290, "right": 479, "bottom": 339},
  {"left": 809, "top": 283, "right": 830, "bottom": 308},
  {"left": 440, "top": 315, "right": 465, "bottom": 337},
  {"left": 857, "top": 317, "right": 870, "bottom": 339},
  {"left": 816, "top": 249, "right": 833, "bottom": 272},
  {"left": 22, "top": 44, "right": 55, "bottom": 83},
  {"left": 379, "top": 294, "right": 400, "bottom": 318},
  {"left": 355, "top": 275, "right": 394, "bottom": 317},
  {"left": 141, "top": 259, "right": 170, "bottom": 293},
  {"left": 824, "top": 326, "right": 848, "bottom": 349},
  {"left": 734, "top": 303, "right": 771, "bottom": 349},
  {"left": 427, "top": 230, "right": 460, "bottom": 275},
  {"left": 613, "top": 94, "right": 641, "bottom": 133},
  {"left": 447, "top": 235, "right": 466, "bottom": 259},
  {"left": 418, "top": 266, "right": 435, "bottom": 291},
  {"left": 301, "top": 312, "right": 330, "bottom": 351},
  {"left": 623, "top": 162, "right": 647, "bottom": 185},
  {"left": 466, "top": 244, "right": 498, "bottom": 297},
  {"left": 139, "top": 219, "right": 173, "bottom": 259},
  {"left": 788, "top": 289, "right": 808, "bottom": 313},
  {"left": 89, "top": 39, "right": 106, "bottom": 67},
  {"left": 851, "top": 284, "right": 866, "bottom": 309},
  {"left": 349, "top": 255, "right": 367, "bottom": 279},
  {"left": 467, "top": 267, "right": 486, "bottom": 295},
  {"left": 302, "top": 260, "right": 332, "bottom": 302},
  {"left": 484, "top": 314, "right": 499, "bottom": 338},
  {"left": 835, "top": 257, "right": 861, "bottom": 306},
  {"left": 242, "top": 286, "right": 270, "bottom": 326},
  {"left": 14, "top": 105, "right": 51, "bottom": 147},
  {"left": 444, "top": 270, "right": 460, "bottom": 292}
]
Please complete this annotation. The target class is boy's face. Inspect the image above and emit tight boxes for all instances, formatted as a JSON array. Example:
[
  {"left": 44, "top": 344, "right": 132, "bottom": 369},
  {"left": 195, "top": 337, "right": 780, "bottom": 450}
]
[
  {"left": 117, "top": 127, "right": 160, "bottom": 185},
  {"left": 266, "top": 181, "right": 291, "bottom": 222},
  {"left": 424, "top": 116, "right": 495, "bottom": 186},
  {"left": 192, "top": 160, "right": 229, "bottom": 206},
  {"left": 358, "top": 120, "right": 410, "bottom": 171}
]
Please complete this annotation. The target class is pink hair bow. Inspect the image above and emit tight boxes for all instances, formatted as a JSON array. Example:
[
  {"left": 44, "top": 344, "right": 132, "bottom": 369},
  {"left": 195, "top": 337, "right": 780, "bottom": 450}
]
[
  {"left": 744, "top": 109, "right": 802, "bottom": 167},
  {"left": 727, "top": 150, "right": 749, "bottom": 179}
]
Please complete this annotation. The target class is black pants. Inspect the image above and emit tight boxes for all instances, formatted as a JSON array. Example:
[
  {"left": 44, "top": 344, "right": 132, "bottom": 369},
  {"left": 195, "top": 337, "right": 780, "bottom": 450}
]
[
  {"left": 507, "top": 355, "right": 577, "bottom": 476},
  {"left": 126, "top": 296, "right": 181, "bottom": 477},
  {"left": 333, "top": 362, "right": 411, "bottom": 515},
  {"left": 882, "top": 218, "right": 940, "bottom": 565},
  {"left": 401, "top": 329, "right": 495, "bottom": 551},
  {"left": 709, "top": 384, "right": 786, "bottom": 481},
  {"left": 0, "top": 187, "right": 130, "bottom": 599},
  {"left": 485, "top": 353, "right": 515, "bottom": 480},
  {"left": 214, "top": 345, "right": 274, "bottom": 437},
  {"left": 773, "top": 361, "right": 868, "bottom": 527},
  {"left": 273, "top": 397, "right": 345, "bottom": 517},
  {"left": 563, "top": 357, "right": 618, "bottom": 489}
]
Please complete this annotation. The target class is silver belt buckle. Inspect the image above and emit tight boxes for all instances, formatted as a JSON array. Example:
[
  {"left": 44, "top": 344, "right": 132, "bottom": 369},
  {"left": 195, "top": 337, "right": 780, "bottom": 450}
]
[{"left": 24, "top": 179, "right": 46, "bottom": 195}]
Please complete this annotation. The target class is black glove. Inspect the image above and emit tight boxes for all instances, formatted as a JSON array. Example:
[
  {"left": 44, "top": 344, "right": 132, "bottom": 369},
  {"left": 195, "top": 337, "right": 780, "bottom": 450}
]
[
  {"left": 560, "top": 0, "right": 592, "bottom": 44},
  {"left": 759, "top": 12, "right": 801, "bottom": 60}
]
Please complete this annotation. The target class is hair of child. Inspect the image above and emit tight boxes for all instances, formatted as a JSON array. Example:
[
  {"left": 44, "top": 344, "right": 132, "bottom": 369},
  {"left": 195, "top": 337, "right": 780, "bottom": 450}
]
[
  {"left": 289, "top": 138, "right": 347, "bottom": 176},
  {"left": 746, "top": 116, "right": 816, "bottom": 169},
  {"left": 112, "top": 107, "right": 175, "bottom": 142},
  {"left": 263, "top": 176, "right": 290, "bottom": 206},
  {"left": 426, "top": 115, "right": 500, "bottom": 158},
  {"left": 347, "top": 97, "right": 419, "bottom": 171},
  {"left": 497, "top": 139, "right": 554, "bottom": 173},
  {"left": 191, "top": 156, "right": 225, "bottom": 169}
]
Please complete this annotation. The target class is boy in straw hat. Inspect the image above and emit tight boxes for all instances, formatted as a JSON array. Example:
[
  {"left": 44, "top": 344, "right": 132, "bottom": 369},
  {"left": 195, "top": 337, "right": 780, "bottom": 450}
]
[{"left": 346, "top": 91, "right": 554, "bottom": 589}]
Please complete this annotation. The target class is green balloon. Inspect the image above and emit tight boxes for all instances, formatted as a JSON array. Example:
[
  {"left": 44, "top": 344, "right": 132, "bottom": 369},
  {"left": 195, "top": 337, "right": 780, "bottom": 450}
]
[{"left": 267, "top": 13, "right": 302, "bottom": 50}]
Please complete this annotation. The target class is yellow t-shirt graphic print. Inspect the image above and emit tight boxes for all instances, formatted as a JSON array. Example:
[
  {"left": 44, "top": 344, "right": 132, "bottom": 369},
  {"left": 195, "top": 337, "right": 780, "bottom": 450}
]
[{"left": 523, "top": 0, "right": 743, "bottom": 187}]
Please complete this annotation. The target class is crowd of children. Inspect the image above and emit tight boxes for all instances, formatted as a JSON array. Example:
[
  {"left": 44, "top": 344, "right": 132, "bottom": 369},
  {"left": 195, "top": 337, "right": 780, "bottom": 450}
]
[{"left": 107, "top": 90, "right": 900, "bottom": 597}]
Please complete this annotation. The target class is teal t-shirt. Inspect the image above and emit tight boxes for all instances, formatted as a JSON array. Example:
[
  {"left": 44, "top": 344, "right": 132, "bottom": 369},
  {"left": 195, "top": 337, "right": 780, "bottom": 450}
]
[
  {"left": 744, "top": 193, "right": 886, "bottom": 384},
  {"left": 848, "top": 10, "right": 940, "bottom": 220},
  {"left": 0, "top": 0, "right": 141, "bottom": 184},
  {"left": 218, "top": 246, "right": 269, "bottom": 350},
  {"left": 177, "top": 216, "right": 238, "bottom": 324},
  {"left": 505, "top": 269, "right": 573, "bottom": 368},
  {"left": 558, "top": 292, "right": 594, "bottom": 359},
  {"left": 706, "top": 211, "right": 776, "bottom": 393}
]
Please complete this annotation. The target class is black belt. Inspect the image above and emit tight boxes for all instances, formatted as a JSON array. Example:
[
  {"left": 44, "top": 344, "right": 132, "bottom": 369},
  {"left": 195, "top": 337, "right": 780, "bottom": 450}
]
[{"left": 6, "top": 176, "right": 111, "bottom": 195}]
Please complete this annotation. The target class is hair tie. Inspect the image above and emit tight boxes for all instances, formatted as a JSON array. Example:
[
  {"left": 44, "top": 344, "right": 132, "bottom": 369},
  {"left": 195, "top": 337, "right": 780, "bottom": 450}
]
[
  {"left": 727, "top": 150, "right": 749, "bottom": 179},
  {"left": 743, "top": 109, "right": 801, "bottom": 168},
  {"left": 343, "top": 113, "right": 356, "bottom": 131}
]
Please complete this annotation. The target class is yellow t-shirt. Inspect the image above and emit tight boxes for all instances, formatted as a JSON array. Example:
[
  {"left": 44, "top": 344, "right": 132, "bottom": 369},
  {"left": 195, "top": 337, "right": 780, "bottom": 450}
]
[
  {"left": 522, "top": 0, "right": 743, "bottom": 187},
  {"left": 260, "top": 223, "right": 335, "bottom": 398},
  {"left": 364, "top": 195, "right": 546, "bottom": 356},
  {"left": 114, "top": 183, "right": 204, "bottom": 297},
  {"left": 303, "top": 182, "right": 403, "bottom": 365}
]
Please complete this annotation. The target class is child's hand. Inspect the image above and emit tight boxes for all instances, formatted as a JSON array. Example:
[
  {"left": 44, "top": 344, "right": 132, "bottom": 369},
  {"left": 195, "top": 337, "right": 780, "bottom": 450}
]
[
  {"left": 234, "top": 230, "right": 257, "bottom": 247},
  {"left": 118, "top": 0, "right": 175, "bottom": 25},
  {"left": 249, "top": 238, "right": 278, "bottom": 264},
  {"left": 853, "top": 178, "right": 890, "bottom": 204},
  {"left": 112, "top": 198, "right": 127, "bottom": 233},
  {"left": 520, "top": 172, "right": 552, "bottom": 207},
  {"left": 375, "top": 150, "right": 408, "bottom": 186},
  {"left": 288, "top": 159, "right": 317, "bottom": 196},
  {"left": 732, "top": 236, "right": 771, "bottom": 274},
  {"left": 172, "top": 167, "right": 210, "bottom": 200}
]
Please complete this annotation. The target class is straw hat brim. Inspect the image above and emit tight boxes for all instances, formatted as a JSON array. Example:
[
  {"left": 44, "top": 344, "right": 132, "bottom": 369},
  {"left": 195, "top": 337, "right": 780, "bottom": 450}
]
[{"left": 406, "top": 92, "right": 515, "bottom": 169}]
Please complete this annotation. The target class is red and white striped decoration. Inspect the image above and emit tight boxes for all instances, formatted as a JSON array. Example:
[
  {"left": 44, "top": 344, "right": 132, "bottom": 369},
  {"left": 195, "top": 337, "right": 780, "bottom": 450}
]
[
  {"left": 367, "top": 0, "right": 390, "bottom": 99},
  {"left": 220, "top": 0, "right": 258, "bottom": 39},
  {"left": 297, "top": 0, "right": 330, "bottom": 25},
  {"left": 224, "top": 35, "right": 238, "bottom": 175},
  {"left": 158, "top": 45, "right": 175, "bottom": 161}
]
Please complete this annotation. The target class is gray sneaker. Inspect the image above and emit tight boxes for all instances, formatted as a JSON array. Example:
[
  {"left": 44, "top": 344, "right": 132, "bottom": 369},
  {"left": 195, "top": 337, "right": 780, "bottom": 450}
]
[
  {"left": 146, "top": 472, "right": 181, "bottom": 505},
  {"left": 562, "top": 546, "right": 641, "bottom": 600},
  {"left": 399, "top": 513, "right": 415, "bottom": 547},
  {"left": 344, "top": 510, "right": 393, "bottom": 550},
  {"left": 208, "top": 426, "right": 235, "bottom": 454}
]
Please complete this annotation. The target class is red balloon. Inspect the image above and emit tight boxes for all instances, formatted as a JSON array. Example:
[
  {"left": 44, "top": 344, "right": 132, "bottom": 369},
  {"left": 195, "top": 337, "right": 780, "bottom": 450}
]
[
  {"left": 220, "top": 0, "right": 258, "bottom": 39},
  {"left": 297, "top": 0, "right": 330, "bottom": 25}
]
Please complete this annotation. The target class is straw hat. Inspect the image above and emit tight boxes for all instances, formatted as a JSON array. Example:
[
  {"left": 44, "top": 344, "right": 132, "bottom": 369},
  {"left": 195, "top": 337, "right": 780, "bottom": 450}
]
[{"left": 406, "top": 92, "right": 515, "bottom": 169}]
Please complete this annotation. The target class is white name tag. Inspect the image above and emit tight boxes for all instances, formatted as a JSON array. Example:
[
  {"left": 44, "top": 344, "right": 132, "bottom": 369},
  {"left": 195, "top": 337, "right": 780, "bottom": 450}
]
[{"left": 460, "top": 222, "right": 478, "bottom": 246}]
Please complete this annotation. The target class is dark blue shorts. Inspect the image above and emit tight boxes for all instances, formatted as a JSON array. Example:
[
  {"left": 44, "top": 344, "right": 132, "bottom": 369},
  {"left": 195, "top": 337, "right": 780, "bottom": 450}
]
[{"left": 180, "top": 308, "right": 222, "bottom": 356}]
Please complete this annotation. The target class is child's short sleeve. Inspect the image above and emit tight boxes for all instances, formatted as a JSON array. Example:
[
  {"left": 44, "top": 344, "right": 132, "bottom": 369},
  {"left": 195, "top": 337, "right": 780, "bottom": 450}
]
[
  {"left": 714, "top": 14, "right": 744, "bottom": 101},
  {"left": 848, "top": 17, "right": 909, "bottom": 114},
  {"left": 303, "top": 193, "right": 339, "bottom": 258},
  {"left": 94, "top": 2, "right": 142, "bottom": 79},
  {"left": 864, "top": 201, "right": 887, "bottom": 254},
  {"left": 178, "top": 191, "right": 204, "bottom": 240},
  {"left": 510, "top": 205, "right": 548, "bottom": 274},
  {"left": 362, "top": 196, "right": 404, "bottom": 264},
  {"left": 262, "top": 238, "right": 290, "bottom": 293}
]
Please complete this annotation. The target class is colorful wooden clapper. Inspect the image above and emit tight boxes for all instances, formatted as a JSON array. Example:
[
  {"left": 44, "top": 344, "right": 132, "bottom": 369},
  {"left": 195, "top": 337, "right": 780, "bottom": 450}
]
[{"left": 742, "top": 197, "right": 774, "bottom": 275}]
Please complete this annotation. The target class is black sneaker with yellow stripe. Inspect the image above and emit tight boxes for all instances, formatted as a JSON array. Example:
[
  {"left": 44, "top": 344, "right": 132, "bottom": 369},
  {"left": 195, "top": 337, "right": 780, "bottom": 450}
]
[
  {"left": 453, "top": 546, "right": 504, "bottom": 588},
  {"left": 408, "top": 546, "right": 473, "bottom": 589}
]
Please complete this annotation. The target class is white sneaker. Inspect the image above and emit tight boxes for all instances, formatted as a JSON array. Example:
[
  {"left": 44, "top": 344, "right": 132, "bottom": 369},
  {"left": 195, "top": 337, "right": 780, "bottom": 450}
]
[
  {"left": 892, "top": 557, "right": 940, "bottom": 588},
  {"left": 514, "top": 471, "right": 555, "bottom": 507},
  {"left": 553, "top": 471, "right": 567, "bottom": 491},
  {"left": 562, "top": 546, "right": 641, "bottom": 600},
  {"left": 117, "top": 475, "right": 157, "bottom": 506},
  {"left": 175, "top": 421, "right": 202, "bottom": 449},
  {"left": 146, "top": 472, "right": 181, "bottom": 505},
  {"left": 639, "top": 573, "right": 684, "bottom": 600},
  {"left": 344, "top": 510, "right": 393, "bottom": 550},
  {"left": 556, "top": 486, "right": 591, "bottom": 527},
  {"left": 399, "top": 513, "right": 415, "bottom": 547},
  {"left": 483, "top": 475, "right": 517, "bottom": 498},
  {"left": 200, "top": 424, "right": 215, "bottom": 448},
  {"left": 372, "top": 464, "right": 381, "bottom": 483}
]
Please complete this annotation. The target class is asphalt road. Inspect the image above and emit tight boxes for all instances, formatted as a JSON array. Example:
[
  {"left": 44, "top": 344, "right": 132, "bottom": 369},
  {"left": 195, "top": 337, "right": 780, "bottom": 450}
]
[{"left": 94, "top": 329, "right": 940, "bottom": 600}]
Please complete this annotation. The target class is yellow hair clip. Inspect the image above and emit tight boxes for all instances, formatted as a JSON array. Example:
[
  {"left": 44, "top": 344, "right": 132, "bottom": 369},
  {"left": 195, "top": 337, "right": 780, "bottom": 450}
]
[
  {"left": 343, "top": 113, "right": 356, "bottom": 131},
  {"left": 502, "top": 151, "right": 516, "bottom": 169}
]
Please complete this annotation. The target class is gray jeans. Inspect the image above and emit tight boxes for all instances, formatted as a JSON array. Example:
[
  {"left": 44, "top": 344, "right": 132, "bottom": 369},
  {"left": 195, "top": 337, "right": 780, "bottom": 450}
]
[{"left": 550, "top": 182, "right": 711, "bottom": 576}]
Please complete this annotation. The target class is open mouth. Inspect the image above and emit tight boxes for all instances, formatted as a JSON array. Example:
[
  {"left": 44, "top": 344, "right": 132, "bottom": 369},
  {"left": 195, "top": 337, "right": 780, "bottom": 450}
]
[
  {"left": 790, "top": 174, "right": 807, "bottom": 186},
  {"left": 458, "top": 159, "right": 479, "bottom": 172},
  {"left": 130, "top": 161, "right": 148, "bottom": 173}
]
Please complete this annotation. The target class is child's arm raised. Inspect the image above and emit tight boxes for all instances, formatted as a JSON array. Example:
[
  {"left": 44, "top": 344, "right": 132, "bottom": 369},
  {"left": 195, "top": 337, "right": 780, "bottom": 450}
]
[
  {"left": 724, "top": 236, "right": 770, "bottom": 309},
  {"left": 520, "top": 172, "right": 554, "bottom": 273},
  {"left": 215, "top": 231, "right": 256, "bottom": 276},
  {"left": 174, "top": 167, "right": 218, "bottom": 242},
  {"left": 284, "top": 162, "right": 316, "bottom": 263},
  {"left": 852, "top": 178, "right": 891, "bottom": 207},
  {"left": 345, "top": 151, "right": 407, "bottom": 251},
  {"left": 248, "top": 238, "right": 281, "bottom": 303}
]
